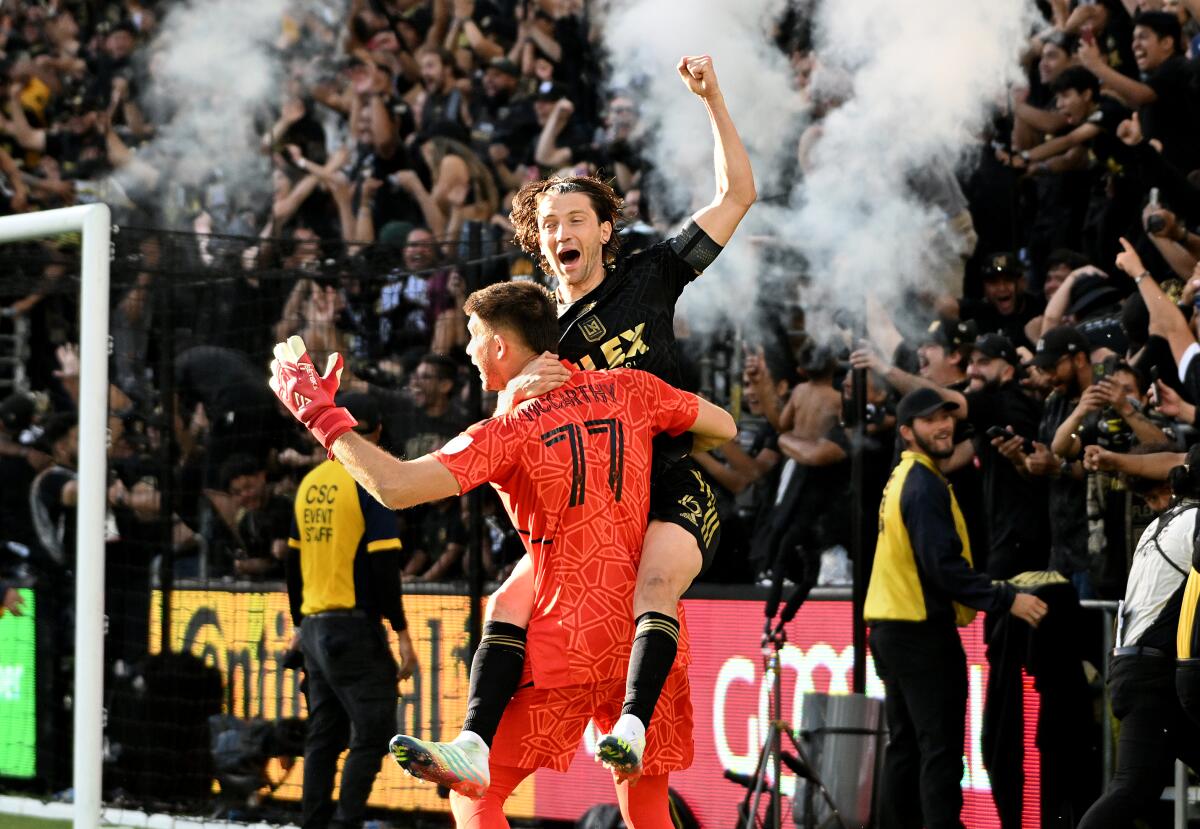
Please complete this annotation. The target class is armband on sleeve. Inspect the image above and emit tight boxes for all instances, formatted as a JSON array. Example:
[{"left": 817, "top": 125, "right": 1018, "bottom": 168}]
[{"left": 670, "top": 220, "right": 724, "bottom": 273}]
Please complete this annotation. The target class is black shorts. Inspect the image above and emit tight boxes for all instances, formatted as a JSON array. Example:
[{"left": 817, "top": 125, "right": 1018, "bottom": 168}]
[{"left": 648, "top": 455, "right": 720, "bottom": 575}]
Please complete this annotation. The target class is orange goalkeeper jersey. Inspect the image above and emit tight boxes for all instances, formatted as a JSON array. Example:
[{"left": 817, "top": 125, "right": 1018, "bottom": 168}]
[{"left": 433, "top": 364, "right": 698, "bottom": 689}]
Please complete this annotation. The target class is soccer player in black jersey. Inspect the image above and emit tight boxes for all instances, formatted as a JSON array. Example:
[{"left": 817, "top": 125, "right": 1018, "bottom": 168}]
[{"left": 418, "top": 54, "right": 756, "bottom": 791}]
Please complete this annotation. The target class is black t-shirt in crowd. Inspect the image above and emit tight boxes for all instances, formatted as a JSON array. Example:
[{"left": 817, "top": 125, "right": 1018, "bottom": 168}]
[
  {"left": 1183, "top": 352, "right": 1200, "bottom": 406},
  {"left": 43, "top": 128, "right": 107, "bottom": 179},
  {"left": 175, "top": 346, "right": 287, "bottom": 471},
  {"left": 235, "top": 493, "right": 293, "bottom": 579},
  {"left": 520, "top": 116, "right": 590, "bottom": 169},
  {"left": 964, "top": 381, "right": 1050, "bottom": 578},
  {"left": 1098, "top": 0, "right": 1138, "bottom": 79},
  {"left": 957, "top": 293, "right": 1045, "bottom": 350},
  {"left": 1086, "top": 95, "right": 1135, "bottom": 174},
  {"left": 945, "top": 380, "right": 988, "bottom": 569},
  {"left": 1040, "top": 392, "right": 1089, "bottom": 576},
  {"left": 281, "top": 113, "right": 328, "bottom": 165},
  {"left": 31, "top": 466, "right": 76, "bottom": 570},
  {"left": 368, "top": 387, "right": 472, "bottom": 461},
  {"left": 1140, "top": 55, "right": 1200, "bottom": 172},
  {"left": 0, "top": 453, "right": 37, "bottom": 552},
  {"left": 411, "top": 500, "right": 467, "bottom": 573},
  {"left": 175, "top": 345, "right": 276, "bottom": 422},
  {"left": 726, "top": 413, "right": 780, "bottom": 520},
  {"left": 351, "top": 140, "right": 426, "bottom": 230},
  {"left": 470, "top": 92, "right": 538, "bottom": 159}
]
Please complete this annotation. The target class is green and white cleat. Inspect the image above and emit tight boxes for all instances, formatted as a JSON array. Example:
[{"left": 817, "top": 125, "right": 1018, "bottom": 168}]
[
  {"left": 595, "top": 714, "right": 646, "bottom": 784},
  {"left": 389, "top": 732, "right": 490, "bottom": 799}
]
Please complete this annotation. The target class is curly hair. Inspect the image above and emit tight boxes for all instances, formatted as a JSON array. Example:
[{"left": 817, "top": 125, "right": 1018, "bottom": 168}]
[{"left": 510, "top": 175, "right": 624, "bottom": 274}]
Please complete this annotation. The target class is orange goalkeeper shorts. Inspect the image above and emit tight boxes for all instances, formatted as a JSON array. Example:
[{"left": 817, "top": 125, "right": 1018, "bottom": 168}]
[{"left": 489, "top": 666, "right": 693, "bottom": 776}]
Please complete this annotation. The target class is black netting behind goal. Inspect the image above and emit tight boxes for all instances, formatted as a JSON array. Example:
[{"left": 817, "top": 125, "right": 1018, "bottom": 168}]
[{"left": 0, "top": 222, "right": 529, "bottom": 821}]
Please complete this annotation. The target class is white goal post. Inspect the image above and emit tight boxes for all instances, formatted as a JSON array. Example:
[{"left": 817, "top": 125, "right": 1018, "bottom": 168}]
[{"left": 0, "top": 204, "right": 111, "bottom": 829}]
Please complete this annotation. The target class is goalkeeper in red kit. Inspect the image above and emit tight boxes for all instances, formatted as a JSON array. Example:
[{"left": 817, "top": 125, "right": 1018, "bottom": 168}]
[{"left": 270, "top": 281, "right": 736, "bottom": 827}]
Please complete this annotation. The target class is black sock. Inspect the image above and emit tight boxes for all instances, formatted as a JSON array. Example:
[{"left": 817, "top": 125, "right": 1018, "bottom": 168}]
[
  {"left": 621, "top": 611, "right": 680, "bottom": 729},
  {"left": 461, "top": 621, "right": 527, "bottom": 747}
]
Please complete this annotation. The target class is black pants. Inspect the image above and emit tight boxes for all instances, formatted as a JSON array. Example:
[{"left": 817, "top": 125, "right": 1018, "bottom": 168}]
[
  {"left": 300, "top": 614, "right": 398, "bottom": 829},
  {"left": 870, "top": 621, "right": 967, "bottom": 829},
  {"left": 1079, "top": 655, "right": 1200, "bottom": 828},
  {"left": 1177, "top": 659, "right": 1200, "bottom": 728}
]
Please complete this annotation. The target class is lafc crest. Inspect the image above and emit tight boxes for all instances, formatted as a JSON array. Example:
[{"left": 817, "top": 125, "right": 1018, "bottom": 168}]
[{"left": 579, "top": 315, "right": 607, "bottom": 343}]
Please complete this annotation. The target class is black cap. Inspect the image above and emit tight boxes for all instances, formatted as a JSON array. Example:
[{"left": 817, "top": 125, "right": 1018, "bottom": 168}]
[
  {"left": 983, "top": 252, "right": 1023, "bottom": 280},
  {"left": 1030, "top": 325, "right": 1090, "bottom": 368},
  {"left": 896, "top": 387, "right": 958, "bottom": 427},
  {"left": 972, "top": 333, "right": 1018, "bottom": 365},
  {"left": 335, "top": 391, "right": 381, "bottom": 434},
  {"left": 1066, "top": 274, "right": 1124, "bottom": 321},
  {"left": 921, "top": 318, "right": 976, "bottom": 350},
  {"left": 487, "top": 57, "right": 520, "bottom": 78},
  {"left": 0, "top": 393, "right": 34, "bottom": 434}
]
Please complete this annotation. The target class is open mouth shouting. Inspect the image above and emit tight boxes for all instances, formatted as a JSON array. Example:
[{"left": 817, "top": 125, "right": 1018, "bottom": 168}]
[{"left": 558, "top": 247, "right": 582, "bottom": 270}]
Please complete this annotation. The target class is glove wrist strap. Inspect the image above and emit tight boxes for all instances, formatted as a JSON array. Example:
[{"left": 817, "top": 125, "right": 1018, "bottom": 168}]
[{"left": 309, "top": 407, "right": 357, "bottom": 457}]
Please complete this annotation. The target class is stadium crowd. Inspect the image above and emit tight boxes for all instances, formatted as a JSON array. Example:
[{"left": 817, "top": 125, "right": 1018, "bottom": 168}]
[{"left": 6, "top": 0, "right": 1200, "bottom": 824}]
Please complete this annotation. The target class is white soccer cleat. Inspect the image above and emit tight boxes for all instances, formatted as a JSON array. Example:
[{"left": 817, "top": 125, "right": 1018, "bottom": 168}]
[
  {"left": 389, "top": 731, "right": 490, "bottom": 799},
  {"left": 595, "top": 713, "right": 646, "bottom": 784}
]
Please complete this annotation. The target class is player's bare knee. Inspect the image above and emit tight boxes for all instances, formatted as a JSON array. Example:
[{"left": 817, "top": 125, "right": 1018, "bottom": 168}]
[
  {"left": 486, "top": 585, "right": 532, "bottom": 627},
  {"left": 643, "top": 522, "right": 702, "bottom": 580},
  {"left": 633, "top": 569, "right": 685, "bottom": 614}
]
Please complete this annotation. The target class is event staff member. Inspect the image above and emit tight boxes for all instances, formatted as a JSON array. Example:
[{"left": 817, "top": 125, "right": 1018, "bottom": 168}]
[
  {"left": 1079, "top": 447, "right": 1200, "bottom": 828},
  {"left": 865, "top": 388, "right": 1046, "bottom": 829},
  {"left": 269, "top": 280, "right": 736, "bottom": 826},
  {"left": 286, "top": 392, "right": 417, "bottom": 829}
]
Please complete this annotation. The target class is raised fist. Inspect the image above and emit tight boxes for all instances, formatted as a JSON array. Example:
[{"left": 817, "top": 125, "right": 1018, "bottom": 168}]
[{"left": 677, "top": 55, "right": 721, "bottom": 100}]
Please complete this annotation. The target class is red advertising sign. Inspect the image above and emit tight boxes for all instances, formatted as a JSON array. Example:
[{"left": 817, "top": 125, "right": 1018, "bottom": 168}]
[
  {"left": 150, "top": 590, "right": 1040, "bottom": 825},
  {"left": 531, "top": 599, "right": 1040, "bottom": 828}
]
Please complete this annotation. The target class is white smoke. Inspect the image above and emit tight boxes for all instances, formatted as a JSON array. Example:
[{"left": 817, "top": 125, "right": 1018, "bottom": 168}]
[
  {"left": 600, "top": 0, "right": 806, "bottom": 334},
  {"left": 601, "top": 0, "right": 1038, "bottom": 343},
  {"left": 795, "top": 0, "right": 1036, "bottom": 336},
  {"left": 121, "top": 0, "right": 291, "bottom": 224}
]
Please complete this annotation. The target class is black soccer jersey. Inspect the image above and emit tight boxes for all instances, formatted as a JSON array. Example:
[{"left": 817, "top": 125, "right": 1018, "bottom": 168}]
[{"left": 556, "top": 235, "right": 700, "bottom": 391}]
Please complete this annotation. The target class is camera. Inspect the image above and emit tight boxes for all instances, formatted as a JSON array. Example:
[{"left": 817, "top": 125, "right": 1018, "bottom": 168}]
[{"left": 842, "top": 398, "right": 888, "bottom": 429}]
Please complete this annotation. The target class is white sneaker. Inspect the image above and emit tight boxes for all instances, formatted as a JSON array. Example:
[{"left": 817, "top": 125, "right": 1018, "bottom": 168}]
[
  {"left": 595, "top": 714, "right": 646, "bottom": 783},
  {"left": 389, "top": 730, "right": 490, "bottom": 799}
]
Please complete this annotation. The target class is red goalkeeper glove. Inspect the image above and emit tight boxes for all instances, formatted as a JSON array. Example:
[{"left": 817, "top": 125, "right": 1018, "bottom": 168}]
[{"left": 269, "top": 336, "right": 357, "bottom": 455}]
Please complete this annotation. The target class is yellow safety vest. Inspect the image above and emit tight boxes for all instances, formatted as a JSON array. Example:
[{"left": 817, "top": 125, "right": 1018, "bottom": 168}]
[{"left": 865, "top": 451, "right": 976, "bottom": 626}]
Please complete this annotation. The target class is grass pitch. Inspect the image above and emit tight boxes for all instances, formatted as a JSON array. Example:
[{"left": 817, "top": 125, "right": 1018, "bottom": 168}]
[{"left": 0, "top": 816, "right": 70, "bottom": 829}]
